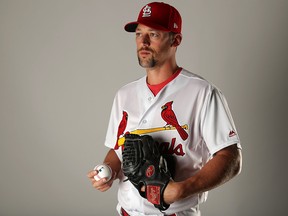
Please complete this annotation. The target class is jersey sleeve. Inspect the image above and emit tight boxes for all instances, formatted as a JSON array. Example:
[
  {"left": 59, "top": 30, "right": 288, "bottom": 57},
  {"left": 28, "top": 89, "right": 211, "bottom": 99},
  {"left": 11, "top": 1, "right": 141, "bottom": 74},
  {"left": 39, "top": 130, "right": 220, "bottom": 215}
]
[
  {"left": 201, "top": 87, "right": 241, "bottom": 156},
  {"left": 104, "top": 93, "right": 121, "bottom": 148}
]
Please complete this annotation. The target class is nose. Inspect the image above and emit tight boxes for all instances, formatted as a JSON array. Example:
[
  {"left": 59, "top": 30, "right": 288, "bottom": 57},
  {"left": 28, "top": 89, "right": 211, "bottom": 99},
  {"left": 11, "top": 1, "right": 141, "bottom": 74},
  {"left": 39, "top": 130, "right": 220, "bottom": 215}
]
[{"left": 141, "top": 33, "right": 150, "bottom": 46}]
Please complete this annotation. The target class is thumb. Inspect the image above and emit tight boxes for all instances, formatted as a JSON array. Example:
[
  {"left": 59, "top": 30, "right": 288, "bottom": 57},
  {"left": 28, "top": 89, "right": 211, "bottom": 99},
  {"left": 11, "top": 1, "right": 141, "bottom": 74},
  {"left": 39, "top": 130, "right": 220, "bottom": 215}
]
[{"left": 87, "top": 170, "right": 97, "bottom": 178}]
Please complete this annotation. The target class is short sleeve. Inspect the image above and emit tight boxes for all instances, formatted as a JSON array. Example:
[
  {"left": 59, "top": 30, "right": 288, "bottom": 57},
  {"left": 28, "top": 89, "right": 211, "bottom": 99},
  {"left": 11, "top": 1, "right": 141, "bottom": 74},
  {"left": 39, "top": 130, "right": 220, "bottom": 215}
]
[{"left": 201, "top": 87, "right": 241, "bottom": 155}]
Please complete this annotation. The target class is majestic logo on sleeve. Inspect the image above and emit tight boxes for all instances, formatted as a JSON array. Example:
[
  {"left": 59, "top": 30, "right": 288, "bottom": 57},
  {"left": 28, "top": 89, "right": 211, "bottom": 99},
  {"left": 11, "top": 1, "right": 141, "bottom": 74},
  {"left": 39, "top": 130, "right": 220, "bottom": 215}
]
[
  {"left": 114, "top": 101, "right": 189, "bottom": 155},
  {"left": 229, "top": 130, "right": 237, "bottom": 137}
]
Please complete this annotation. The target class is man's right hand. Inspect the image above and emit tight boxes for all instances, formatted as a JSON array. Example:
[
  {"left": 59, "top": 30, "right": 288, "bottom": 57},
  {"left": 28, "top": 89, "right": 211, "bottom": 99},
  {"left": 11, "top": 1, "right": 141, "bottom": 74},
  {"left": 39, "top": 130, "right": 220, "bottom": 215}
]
[{"left": 87, "top": 169, "right": 115, "bottom": 192}]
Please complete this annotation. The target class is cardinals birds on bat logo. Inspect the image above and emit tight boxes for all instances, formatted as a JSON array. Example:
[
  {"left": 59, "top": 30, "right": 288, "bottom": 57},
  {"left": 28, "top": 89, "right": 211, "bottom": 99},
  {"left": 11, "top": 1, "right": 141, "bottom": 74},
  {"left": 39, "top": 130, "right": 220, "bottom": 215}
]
[
  {"left": 115, "top": 102, "right": 189, "bottom": 148},
  {"left": 161, "top": 101, "right": 188, "bottom": 141}
]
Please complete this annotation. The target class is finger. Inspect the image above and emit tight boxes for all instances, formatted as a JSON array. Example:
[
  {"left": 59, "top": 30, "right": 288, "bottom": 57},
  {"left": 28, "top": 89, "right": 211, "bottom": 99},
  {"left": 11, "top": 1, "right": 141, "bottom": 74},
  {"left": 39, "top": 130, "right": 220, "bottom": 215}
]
[
  {"left": 87, "top": 170, "right": 97, "bottom": 178},
  {"left": 93, "top": 178, "right": 111, "bottom": 191},
  {"left": 98, "top": 186, "right": 109, "bottom": 192},
  {"left": 97, "top": 182, "right": 111, "bottom": 192},
  {"left": 92, "top": 178, "right": 108, "bottom": 188}
]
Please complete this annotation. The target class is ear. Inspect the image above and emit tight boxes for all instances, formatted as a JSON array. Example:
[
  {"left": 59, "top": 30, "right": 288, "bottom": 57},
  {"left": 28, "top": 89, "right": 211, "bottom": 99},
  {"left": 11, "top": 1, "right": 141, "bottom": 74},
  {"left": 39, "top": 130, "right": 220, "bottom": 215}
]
[{"left": 171, "top": 34, "right": 182, "bottom": 47}]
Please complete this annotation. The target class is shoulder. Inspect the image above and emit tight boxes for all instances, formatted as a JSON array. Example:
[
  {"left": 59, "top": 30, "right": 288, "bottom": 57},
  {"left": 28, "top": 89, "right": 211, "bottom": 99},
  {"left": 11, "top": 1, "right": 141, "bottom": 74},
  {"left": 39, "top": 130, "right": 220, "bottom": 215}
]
[
  {"left": 180, "top": 69, "right": 210, "bottom": 86},
  {"left": 177, "top": 69, "right": 228, "bottom": 107},
  {"left": 178, "top": 68, "right": 217, "bottom": 93},
  {"left": 115, "top": 76, "right": 146, "bottom": 96}
]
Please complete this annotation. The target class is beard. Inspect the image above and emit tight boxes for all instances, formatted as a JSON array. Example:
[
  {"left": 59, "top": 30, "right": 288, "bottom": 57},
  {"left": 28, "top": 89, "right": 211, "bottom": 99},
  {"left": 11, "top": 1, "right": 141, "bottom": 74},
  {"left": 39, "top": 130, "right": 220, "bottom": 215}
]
[
  {"left": 138, "top": 55, "right": 157, "bottom": 68},
  {"left": 137, "top": 47, "right": 157, "bottom": 68}
]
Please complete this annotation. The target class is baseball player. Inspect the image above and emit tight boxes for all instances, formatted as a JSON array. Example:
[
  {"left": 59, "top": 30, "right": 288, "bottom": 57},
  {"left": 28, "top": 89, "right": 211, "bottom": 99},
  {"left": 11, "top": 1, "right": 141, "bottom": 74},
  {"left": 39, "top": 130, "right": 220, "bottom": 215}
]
[{"left": 87, "top": 2, "right": 242, "bottom": 216}]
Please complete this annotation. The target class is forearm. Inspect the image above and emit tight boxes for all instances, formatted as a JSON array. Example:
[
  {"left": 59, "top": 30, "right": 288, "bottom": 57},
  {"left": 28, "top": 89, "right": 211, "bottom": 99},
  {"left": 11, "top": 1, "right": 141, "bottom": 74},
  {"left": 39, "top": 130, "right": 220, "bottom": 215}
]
[
  {"left": 165, "top": 144, "right": 242, "bottom": 203},
  {"left": 183, "top": 145, "right": 241, "bottom": 196},
  {"left": 103, "top": 149, "right": 122, "bottom": 180}
]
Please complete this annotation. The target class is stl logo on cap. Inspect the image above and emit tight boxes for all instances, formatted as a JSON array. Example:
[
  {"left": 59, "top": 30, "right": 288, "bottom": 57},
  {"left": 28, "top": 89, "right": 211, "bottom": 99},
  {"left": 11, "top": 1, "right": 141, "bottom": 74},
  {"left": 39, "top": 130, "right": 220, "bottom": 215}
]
[
  {"left": 124, "top": 2, "right": 182, "bottom": 34},
  {"left": 142, "top": 5, "right": 152, "bottom": 17}
]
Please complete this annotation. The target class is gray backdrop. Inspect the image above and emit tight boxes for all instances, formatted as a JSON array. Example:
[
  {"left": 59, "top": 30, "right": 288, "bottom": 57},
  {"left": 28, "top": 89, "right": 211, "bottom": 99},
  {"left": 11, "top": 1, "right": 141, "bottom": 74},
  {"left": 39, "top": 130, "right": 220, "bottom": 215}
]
[{"left": 0, "top": 0, "right": 287, "bottom": 215}]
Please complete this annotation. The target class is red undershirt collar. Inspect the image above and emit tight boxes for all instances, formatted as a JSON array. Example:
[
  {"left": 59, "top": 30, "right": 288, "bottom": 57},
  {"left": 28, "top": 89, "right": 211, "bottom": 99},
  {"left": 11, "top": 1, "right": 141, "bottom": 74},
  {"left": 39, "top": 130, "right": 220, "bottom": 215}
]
[{"left": 147, "top": 67, "right": 182, "bottom": 96}]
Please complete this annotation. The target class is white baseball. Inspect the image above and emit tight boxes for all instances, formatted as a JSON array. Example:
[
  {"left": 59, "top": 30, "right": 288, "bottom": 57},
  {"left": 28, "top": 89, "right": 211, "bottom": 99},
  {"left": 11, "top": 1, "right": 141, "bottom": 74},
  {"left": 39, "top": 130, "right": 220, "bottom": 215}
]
[{"left": 93, "top": 164, "right": 112, "bottom": 181}]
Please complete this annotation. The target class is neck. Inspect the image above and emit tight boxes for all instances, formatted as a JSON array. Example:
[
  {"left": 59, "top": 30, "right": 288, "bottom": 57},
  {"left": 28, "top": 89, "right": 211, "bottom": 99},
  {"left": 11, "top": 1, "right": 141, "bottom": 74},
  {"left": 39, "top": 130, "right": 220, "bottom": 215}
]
[{"left": 146, "top": 62, "right": 179, "bottom": 85}]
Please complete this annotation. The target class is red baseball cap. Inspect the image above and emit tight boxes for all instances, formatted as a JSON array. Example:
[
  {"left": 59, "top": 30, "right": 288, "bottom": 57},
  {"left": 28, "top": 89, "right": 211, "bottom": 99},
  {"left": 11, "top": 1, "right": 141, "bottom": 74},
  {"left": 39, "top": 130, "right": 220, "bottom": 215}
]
[{"left": 124, "top": 2, "right": 182, "bottom": 34}]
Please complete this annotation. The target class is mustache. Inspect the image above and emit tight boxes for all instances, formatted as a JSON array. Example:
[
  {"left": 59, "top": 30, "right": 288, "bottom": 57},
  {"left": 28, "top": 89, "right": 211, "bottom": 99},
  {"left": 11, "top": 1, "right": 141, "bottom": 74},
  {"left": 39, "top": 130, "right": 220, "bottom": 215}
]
[{"left": 137, "top": 47, "right": 154, "bottom": 53}]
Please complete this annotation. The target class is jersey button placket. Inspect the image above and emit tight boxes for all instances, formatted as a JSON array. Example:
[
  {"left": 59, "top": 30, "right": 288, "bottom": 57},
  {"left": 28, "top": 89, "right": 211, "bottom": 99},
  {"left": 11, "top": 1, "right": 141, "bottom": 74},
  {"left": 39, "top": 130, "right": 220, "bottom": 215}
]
[{"left": 139, "top": 94, "right": 154, "bottom": 127}]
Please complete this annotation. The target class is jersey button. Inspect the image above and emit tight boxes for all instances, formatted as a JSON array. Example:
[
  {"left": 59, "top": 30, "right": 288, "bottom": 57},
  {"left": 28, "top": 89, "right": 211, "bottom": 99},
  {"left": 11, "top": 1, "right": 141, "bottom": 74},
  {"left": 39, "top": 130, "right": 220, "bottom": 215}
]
[
  {"left": 148, "top": 97, "right": 152, "bottom": 101},
  {"left": 142, "top": 120, "right": 147, "bottom": 124}
]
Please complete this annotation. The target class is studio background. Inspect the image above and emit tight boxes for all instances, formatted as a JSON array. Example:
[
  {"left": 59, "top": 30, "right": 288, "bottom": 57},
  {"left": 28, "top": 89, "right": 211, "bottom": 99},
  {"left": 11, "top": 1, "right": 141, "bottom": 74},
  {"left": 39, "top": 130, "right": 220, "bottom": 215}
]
[{"left": 0, "top": 0, "right": 287, "bottom": 215}]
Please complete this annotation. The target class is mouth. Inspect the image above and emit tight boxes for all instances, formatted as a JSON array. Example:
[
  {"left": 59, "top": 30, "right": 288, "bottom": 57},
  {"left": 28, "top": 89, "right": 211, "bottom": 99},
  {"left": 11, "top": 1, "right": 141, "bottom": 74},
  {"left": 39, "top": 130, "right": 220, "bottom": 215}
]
[
  {"left": 138, "top": 47, "right": 153, "bottom": 57},
  {"left": 138, "top": 50, "right": 152, "bottom": 58}
]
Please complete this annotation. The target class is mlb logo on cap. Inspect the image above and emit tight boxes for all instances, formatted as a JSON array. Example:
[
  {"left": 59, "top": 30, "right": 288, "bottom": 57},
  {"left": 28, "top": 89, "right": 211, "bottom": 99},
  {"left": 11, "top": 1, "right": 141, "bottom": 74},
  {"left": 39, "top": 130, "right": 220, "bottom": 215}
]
[{"left": 124, "top": 2, "right": 182, "bottom": 34}]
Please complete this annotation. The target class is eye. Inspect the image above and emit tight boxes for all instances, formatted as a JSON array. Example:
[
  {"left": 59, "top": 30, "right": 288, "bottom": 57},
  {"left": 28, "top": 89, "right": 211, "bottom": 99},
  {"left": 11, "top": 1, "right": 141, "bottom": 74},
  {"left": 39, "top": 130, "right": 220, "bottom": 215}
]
[
  {"left": 150, "top": 32, "right": 159, "bottom": 38},
  {"left": 135, "top": 32, "right": 142, "bottom": 38}
]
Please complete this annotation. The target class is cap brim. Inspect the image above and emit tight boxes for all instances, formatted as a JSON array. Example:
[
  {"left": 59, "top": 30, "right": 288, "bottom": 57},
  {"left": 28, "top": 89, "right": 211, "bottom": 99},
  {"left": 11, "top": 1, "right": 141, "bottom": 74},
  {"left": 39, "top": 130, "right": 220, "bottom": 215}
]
[
  {"left": 124, "top": 22, "right": 138, "bottom": 32},
  {"left": 124, "top": 21, "right": 170, "bottom": 33}
]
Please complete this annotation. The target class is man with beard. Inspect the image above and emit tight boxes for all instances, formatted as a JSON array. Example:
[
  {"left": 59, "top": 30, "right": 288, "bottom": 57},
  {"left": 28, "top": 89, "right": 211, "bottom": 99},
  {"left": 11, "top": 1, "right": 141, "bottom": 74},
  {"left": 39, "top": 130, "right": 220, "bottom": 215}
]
[{"left": 88, "top": 2, "right": 242, "bottom": 216}]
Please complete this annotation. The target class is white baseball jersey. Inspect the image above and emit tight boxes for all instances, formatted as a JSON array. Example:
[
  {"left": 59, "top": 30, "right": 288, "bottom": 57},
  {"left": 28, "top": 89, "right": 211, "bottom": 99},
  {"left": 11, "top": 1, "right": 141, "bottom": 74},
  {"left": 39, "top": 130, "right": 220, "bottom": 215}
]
[{"left": 104, "top": 68, "right": 241, "bottom": 215}]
